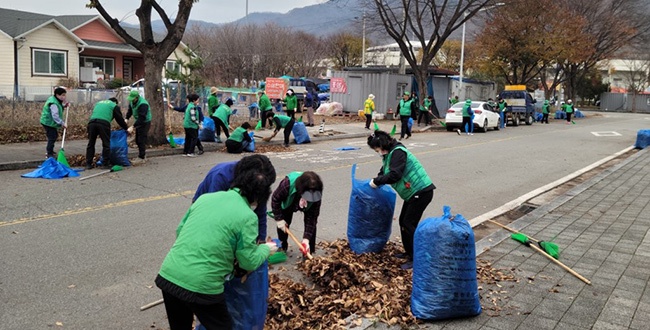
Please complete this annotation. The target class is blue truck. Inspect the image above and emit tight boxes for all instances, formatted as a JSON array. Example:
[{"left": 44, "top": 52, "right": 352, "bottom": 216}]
[{"left": 498, "top": 85, "right": 536, "bottom": 126}]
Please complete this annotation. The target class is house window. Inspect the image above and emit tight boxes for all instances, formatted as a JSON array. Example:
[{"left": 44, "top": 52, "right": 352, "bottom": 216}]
[
  {"left": 80, "top": 56, "right": 114, "bottom": 76},
  {"left": 166, "top": 60, "right": 180, "bottom": 75},
  {"left": 33, "top": 49, "right": 67, "bottom": 75}
]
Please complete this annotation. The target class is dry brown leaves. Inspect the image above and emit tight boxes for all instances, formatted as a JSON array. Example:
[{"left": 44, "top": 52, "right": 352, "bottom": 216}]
[
  {"left": 0, "top": 125, "right": 87, "bottom": 144},
  {"left": 476, "top": 259, "right": 518, "bottom": 316}
]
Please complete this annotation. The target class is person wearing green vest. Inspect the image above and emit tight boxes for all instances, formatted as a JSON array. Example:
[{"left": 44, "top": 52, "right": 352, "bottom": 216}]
[
  {"left": 457, "top": 99, "right": 474, "bottom": 135},
  {"left": 417, "top": 95, "right": 433, "bottom": 127},
  {"left": 155, "top": 158, "right": 279, "bottom": 329},
  {"left": 449, "top": 95, "right": 459, "bottom": 105},
  {"left": 367, "top": 130, "right": 435, "bottom": 270},
  {"left": 226, "top": 122, "right": 253, "bottom": 154},
  {"left": 266, "top": 112, "right": 295, "bottom": 147},
  {"left": 214, "top": 98, "right": 233, "bottom": 143},
  {"left": 207, "top": 86, "right": 219, "bottom": 126},
  {"left": 563, "top": 99, "right": 575, "bottom": 124},
  {"left": 283, "top": 89, "right": 298, "bottom": 119},
  {"left": 40, "top": 87, "right": 68, "bottom": 159},
  {"left": 271, "top": 171, "right": 324, "bottom": 255},
  {"left": 396, "top": 92, "right": 417, "bottom": 140},
  {"left": 497, "top": 96, "right": 508, "bottom": 129},
  {"left": 364, "top": 94, "right": 375, "bottom": 130},
  {"left": 125, "top": 90, "right": 151, "bottom": 164},
  {"left": 257, "top": 90, "right": 273, "bottom": 129},
  {"left": 541, "top": 100, "right": 551, "bottom": 124},
  {"left": 85, "top": 97, "right": 129, "bottom": 169},
  {"left": 182, "top": 93, "right": 201, "bottom": 157}
]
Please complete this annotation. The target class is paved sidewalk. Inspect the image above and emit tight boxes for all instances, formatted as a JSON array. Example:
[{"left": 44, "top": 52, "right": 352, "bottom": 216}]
[{"left": 355, "top": 147, "right": 650, "bottom": 329}]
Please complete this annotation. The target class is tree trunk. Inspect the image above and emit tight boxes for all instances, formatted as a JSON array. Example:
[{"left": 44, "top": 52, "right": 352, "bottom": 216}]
[{"left": 143, "top": 53, "right": 167, "bottom": 146}]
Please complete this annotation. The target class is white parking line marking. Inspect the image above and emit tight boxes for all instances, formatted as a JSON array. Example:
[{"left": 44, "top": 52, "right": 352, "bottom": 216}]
[{"left": 591, "top": 131, "right": 622, "bottom": 137}]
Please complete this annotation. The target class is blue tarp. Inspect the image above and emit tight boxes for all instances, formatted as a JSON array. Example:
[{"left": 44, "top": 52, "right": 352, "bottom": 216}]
[
  {"left": 167, "top": 136, "right": 185, "bottom": 146},
  {"left": 411, "top": 206, "right": 481, "bottom": 320},
  {"left": 21, "top": 158, "right": 81, "bottom": 179}
]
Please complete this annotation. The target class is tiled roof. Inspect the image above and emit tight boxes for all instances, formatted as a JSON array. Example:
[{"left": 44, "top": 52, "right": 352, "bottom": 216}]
[{"left": 82, "top": 39, "right": 140, "bottom": 53}]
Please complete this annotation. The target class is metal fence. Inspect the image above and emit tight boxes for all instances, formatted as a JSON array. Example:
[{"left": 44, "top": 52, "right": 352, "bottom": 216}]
[{"left": 599, "top": 92, "right": 650, "bottom": 113}]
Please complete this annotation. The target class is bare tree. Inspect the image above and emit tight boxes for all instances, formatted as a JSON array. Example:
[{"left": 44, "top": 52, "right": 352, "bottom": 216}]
[
  {"left": 371, "top": 0, "right": 493, "bottom": 99},
  {"left": 87, "top": 0, "right": 198, "bottom": 145},
  {"left": 326, "top": 32, "right": 365, "bottom": 69}
]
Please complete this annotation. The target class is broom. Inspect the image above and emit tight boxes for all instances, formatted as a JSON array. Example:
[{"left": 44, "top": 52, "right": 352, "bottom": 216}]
[
  {"left": 79, "top": 165, "right": 124, "bottom": 181},
  {"left": 510, "top": 233, "right": 591, "bottom": 285},
  {"left": 57, "top": 104, "right": 70, "bottom": 167},
  {"left": 165, "top": 86, "right": 177, "bottom": 148},
  {"left": 487, "top": 219, "right": 560, "bottom": 259}
]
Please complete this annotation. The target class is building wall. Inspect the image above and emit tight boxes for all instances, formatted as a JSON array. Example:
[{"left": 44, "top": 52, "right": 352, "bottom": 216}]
[
  {"left": 330, "top": 71, "right": 411, "bottom": 115},
  {"left": 73, "top": 20, "right": 123, "bottom": 43},
  {"left": 0, "top": 35, "right": 14, "bottom": 97},
  {"left": 18, "top": 24, "right": 80, "bottom": 87}
]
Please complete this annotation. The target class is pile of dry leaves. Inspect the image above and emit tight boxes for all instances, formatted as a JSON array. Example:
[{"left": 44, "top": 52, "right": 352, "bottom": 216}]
[{"left": 266, "top": 240, "right": 518, "bottom": 329}]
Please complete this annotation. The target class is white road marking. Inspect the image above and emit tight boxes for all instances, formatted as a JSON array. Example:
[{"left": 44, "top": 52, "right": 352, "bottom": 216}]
[{"left": 591, "top": 131, "right": 622, "bottom": 137}]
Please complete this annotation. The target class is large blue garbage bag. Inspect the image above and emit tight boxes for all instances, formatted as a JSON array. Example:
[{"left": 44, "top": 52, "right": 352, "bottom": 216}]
[
  {"left": 244, "top": 132, "right": 255, "bottom": 152},
  {"left": 347, "top": 164, "right": 396, "bottom": 254},
  {"left": 574, "top": 110, "right": 584, "bottom": 118},
  {"left": 535, "top": 112, "right": 543, "bottom": 122},
  {"left": 199, "top": 117, "right": 216, "bottom": 142},
  {"left": 411, "top": 206, "right": 481, "bottom": 320},
  {"left": 292, "top": 121, "right": 311, "bottom": 144},
  {"left": 555, "top": 111, "right": 566, "bottom": 119},
  {"left": 21, "top": 158, "right": 80, "bottom": 179},
  {"left": 107, "top": 130, "right": 131, "bottom": 166},
  {"left": 635, "top": 129, "right": 650, "bottom": 149}
]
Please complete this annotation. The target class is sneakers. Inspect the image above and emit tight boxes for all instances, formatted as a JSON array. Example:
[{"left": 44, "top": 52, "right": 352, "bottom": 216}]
[
  {"left": 184, "top": 153, "right": 197, "bottom": 157},
  {"left": 456, "top": 129, "right": 461, "bottom": 135}
]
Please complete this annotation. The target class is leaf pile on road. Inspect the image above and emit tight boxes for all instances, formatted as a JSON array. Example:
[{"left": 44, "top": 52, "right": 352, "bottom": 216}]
[{"left": 476, "top": 259, "right": 518, "bottom": 316}]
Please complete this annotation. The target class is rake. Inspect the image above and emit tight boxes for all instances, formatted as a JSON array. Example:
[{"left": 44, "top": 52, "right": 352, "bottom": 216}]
[{"left": 487, "top": 219, "right": 560, "bottom": 259}]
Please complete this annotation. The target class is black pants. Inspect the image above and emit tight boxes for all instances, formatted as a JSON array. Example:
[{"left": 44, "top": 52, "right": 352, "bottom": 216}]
[
  {"left": 261, "top": 111, "right": 272, "bottom": 128},
  {"left": 214, "top": 117, "right": 229, "bottom": 139},
  {"left": 86, "top": 120, "right": 111, "bottom": 166},
  {"left": 183, "top": 127, "right": 198, "bottom": 154},
  {"left": 161, "top": 290, "right": 232, "bottom": 330},
  {"left": 400, "top": 115, "right": 411, "bottom": 139},
  {"left": 283, "top": 119, "right": 295, "bottom": 145},
  {"left": 417, "top": 111, "right": 431, "bottom": 125},
  {"left": 365, "top": 114, "right": 372, "bottom": 129},
  {"left": 135, "top": 122, "right": 150, "bottom": 159},
  {"left": 462, "top": 116, "right": 472, "bottom": 132},
  {"left": 275, "top": 208, "right": 317, "bottom": 253},
  {"left": 542, "top": 113, "right": 549, "bottom": 124},
  {"left": 286, "top": 110, "right": 295, "bottom": 120},
  {"left": 398, "top": 189, "right": 434, "bottom": 258},
  {"left": 225, "top": 139, "right": 244, "bottom": 153},
  {"left": 42, "top": 124, "right": 59, "bottom": 158},
  {"left": 566, "top": 112, "right": 572, "bottom": 123}
]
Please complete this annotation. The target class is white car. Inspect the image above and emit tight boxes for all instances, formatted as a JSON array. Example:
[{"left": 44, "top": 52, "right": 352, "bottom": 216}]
[
  {"left": 444, "top": 101, "right": 501, "bottom": 133},
  {"left": 120, "top": 78, "right": 179, "bottom": 102}
]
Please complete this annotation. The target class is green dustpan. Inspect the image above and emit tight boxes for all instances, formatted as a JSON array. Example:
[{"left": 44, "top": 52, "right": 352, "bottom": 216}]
[{"left": 268, "top": 251, "right": 287, "bottom": 264}]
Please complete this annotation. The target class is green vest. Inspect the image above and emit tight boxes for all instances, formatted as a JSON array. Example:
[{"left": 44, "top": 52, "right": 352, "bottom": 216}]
[
  {"left": 421, "top": 99, "right": 431, "bottom": 112},
  {"left": 399, "top": 99, "right": 413, "bottom": 116},
  {"left": 228, "top": 127, "right": 247, "bottom": 143},
  {"left": 280, "top": 172, "right": 313, "bottom": 210},
  {"left": 207, "top": 94, "right": 219, "bottom": 116},
  {"left": 90, "top": 100, "right": 117, "bottom": 123},
  {"left": 40, "top": 96, "right": 63, "bottom": 128},
  {"left": 383, "top": 146, "right": 433, "bottom": 201},
  {"left": 131, "top": 97, "right": 152, "bottom": 122},
  {"left": 462, "top": 103, "right": 471, "bottom": 117},
  {"left": 498, "top": 101, "right": 507, "bottom": 112},
  {"left": 275, "top": 114, "right": 291, "bottom": 128},
  {"left": 183, "top": 103, "right": 199, "bottom": 129},
  {"left": 215, "top": 104, "right": 231, "bottom": 125},
  {"left": 259, "top": 94, "right": 273, "bottom": 111},
  {"left": 542, "top": 104, "right": 550, "bottom": 114},
  {"left": 564, "top": 104, "right": 574, "bottom": 113}
]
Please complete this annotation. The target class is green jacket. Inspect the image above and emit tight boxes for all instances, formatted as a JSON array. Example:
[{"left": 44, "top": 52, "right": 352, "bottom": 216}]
[
  {"left": 207, "top": 94, "right": 219, "bottom": 116},
  {"left": 40, "top": 96, "right": 64, "bottom": 128},
  {"left": 183, "top": 103, "right": 199, "bottom": 129},
  {"left": 215, "top": 103, "right": 232, "bottom": 125},
  {"left": 259, "top": 94, "right": 273, "bottom": 111},
  {"left": 383, "top": 146, "right": 433, "bottom": 201},
  {"left": 283, "top": 94, "right": 297, "bottom": 111},
  {"left": 158, "top": 189, "right": 270, "bottom": 295},
  {"left": 398, "top": 99, "right": 414, "bottom": 116},
  {"left": 228, "top": 127, "right": 248, "bottom": 143}
]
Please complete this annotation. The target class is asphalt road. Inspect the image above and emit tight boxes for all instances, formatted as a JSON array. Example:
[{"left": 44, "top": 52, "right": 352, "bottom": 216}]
[{"left": 0, "top": 111, "right": 647, "bottom": 329}]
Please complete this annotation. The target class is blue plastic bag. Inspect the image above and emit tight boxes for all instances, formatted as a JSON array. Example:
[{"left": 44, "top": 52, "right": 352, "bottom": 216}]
[
  {"left": 199, "top": 117, "right": 216, "bottom": 142},
  {"left": 107, "top": 130, "right": 130, "bottom": 166},
  {"left": 292, "top": 121, "right": 311, "bottom": 144},
  {"left": 408, "top": 117, "right": 413, "bottom": 130},
  {"left": 21, "top": 158, "right": 80, "bottom": 179},
  {"left": 347, "top": 164, "right": 396, "bottom": 254},
  {"left": 244, "top": 132, "right": 255, "bottom": 152},
  {"left": 411, "top": 206, "right": 481, "bottom": 320},
  {"left": 555, "top": 111, "right": 566, "bottom": 119},
  {"left": 635, "top": 129, "right": 650, "bottom": 149}
]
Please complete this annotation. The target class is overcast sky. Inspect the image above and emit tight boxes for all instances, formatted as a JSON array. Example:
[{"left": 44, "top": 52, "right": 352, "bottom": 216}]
[{"left": 2, "top": 0, "right": 324, "bottom": 24}]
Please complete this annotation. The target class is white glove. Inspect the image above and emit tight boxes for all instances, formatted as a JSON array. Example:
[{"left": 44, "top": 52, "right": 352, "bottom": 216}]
[
  {"left": 369, "top": 179, "right": 378, "bottom": 189},
  {"left": 276, "top": 220, "right": 287, "bottom": 232},
  {"left": 301, "top": 239, "right": 310, "bottom": 255},
  {"left": 265, "top": 242, "right": 279, "bottom": 254},
  {"left": 127, "top": 126, "right": 134, "bottom": 134},
  {"left": 199, "top": 123, "right": 204, "bottom": 130}
]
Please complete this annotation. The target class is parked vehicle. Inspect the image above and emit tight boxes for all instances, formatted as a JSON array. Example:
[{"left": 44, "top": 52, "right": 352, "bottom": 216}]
[
  {"left": 445, "top": 101, "right": 501, "bottom": 133},
  {"left": 120, "top": 78, "right": 180, "bottom": 102},
  {"left": 498, "top": 85, "right": 536, "bottom": 126}
]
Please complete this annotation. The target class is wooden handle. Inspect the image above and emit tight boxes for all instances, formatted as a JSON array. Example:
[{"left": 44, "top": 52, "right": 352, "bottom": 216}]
[
  {"left": 529, "top": 243, "right": 591, "bottom": 285},
  {"left": 284, "top": 227, "right": 313, "bottom": 259},
  {"left": 140, "top": 298, "right": 164, "bottom": 311},
  {"left": 487, "top": 219, "right": 539, "bottom": 243},
  {"left": 79, "top": 169, "right": 111, "bottom": 181}
]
